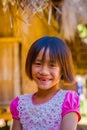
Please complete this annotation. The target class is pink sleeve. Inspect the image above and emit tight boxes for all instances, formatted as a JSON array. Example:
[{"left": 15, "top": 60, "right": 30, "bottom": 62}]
[
  {"left": 62, "top": 90, "right": 81, "bottom": 121},
  {"left": 10, "top": 97, "right": 19, "bottom": 120}
]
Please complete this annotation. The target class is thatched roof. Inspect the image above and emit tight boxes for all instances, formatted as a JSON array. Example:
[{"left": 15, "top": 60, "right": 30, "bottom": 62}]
[
  {"left": 52, "top": 0, "right": 87, "bottom": 41},
  {"left": 0, "top": 0, "right": 87, "bottom": 41},
  {"left": 73, "top": 0, "right": 87, "bottom": 24}
]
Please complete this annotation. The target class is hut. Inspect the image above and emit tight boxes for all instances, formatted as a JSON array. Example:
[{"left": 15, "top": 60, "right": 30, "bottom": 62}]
[{"left": 0, "top": 0, "right": 87, "bottom": 124}]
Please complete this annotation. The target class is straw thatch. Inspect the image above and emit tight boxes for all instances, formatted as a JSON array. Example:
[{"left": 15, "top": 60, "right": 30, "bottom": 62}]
[
  {"left": 52, "top": 0, "right": 87, "bottom": 41},
  {"left": 0, "top": 0, "right": 87, "bottom": 41}
]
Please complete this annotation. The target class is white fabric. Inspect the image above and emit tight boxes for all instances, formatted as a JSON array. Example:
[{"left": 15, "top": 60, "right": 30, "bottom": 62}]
[{"left": 17, "top": 90, "right": 67, "bottom": 130}]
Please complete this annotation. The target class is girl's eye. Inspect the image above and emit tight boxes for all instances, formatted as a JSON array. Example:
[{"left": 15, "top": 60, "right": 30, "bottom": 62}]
[
  {"left": 34, "top": 62, "right": 41, "bottom": 66},
  {"left": 49, "top": 63, "right": 56, "bottom": 67}
]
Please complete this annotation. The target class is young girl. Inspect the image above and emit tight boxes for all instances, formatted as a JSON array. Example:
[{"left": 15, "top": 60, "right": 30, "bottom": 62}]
[{"left": 10, "top": 36, "right": 81, "bottom": 130}]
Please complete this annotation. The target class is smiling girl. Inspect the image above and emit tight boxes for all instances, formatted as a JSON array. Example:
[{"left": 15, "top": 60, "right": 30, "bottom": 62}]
[{"left": 10, "top": 36, "right": 81, "bottom": 130}]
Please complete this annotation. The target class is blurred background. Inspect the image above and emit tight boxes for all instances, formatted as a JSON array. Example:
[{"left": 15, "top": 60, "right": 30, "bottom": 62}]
[{"left": 0, "top": 0, "right": 87, "bottom": 130}]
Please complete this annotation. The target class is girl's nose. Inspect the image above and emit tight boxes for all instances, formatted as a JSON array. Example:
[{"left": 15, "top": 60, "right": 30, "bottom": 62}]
[{"left": 39, "top": 65, "right": 49, "bottom": 75}]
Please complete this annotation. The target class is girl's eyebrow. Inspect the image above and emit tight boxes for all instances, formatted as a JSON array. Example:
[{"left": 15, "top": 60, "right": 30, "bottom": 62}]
[
  {"left": 35, "top": 59, "right": 42, "bottom": 62},
  {"left": 49, "top": 59, "right": 57, "bottom": 63}
]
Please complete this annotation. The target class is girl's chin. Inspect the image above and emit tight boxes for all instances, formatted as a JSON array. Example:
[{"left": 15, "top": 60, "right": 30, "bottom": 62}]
[{"left": 38, "top": 86, "right": 52, "bottom": 90}]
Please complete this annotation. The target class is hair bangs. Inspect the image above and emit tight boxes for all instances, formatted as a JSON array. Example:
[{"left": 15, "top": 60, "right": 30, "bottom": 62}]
[{"left": 40, "top": 46, "right": 59, "bottom": 64}]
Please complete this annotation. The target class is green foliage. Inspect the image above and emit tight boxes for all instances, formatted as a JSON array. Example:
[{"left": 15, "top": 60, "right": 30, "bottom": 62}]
[{"left": 77, "top": 24, "right": 87, "bottom": 38}]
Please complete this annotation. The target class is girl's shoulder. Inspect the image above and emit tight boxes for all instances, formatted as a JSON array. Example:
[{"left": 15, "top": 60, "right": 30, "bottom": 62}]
[
  {"left": 62, "top": 90, "right": 81, "bottom": 121},
  {"left": 60, "top": 89, "right": 79, "bottom": 100},
  {"left": 64, "top": 89, "right": 79, "bottom": 97},
  {"left": 59, "top": 89, "right": 78, "bottom": 100},
  {"left": 10, "top": 94, "right": 32, "bottom": 105},
  {"left": 64, "top": 90, "right": 80, "bottom": 103},
  {"left": 10, "top": 96, "right": 19, "bottom": 119},
  {"left": 10, "top": 94, "right": 32, "bottom": 119},
  {"left": 62, "top": 89, "right": 80, "bottom": 109}
]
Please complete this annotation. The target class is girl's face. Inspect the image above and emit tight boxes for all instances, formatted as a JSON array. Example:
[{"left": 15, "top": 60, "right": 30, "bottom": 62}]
[{"left": 32, "top": 48, "right": 61, "bottom": 90}]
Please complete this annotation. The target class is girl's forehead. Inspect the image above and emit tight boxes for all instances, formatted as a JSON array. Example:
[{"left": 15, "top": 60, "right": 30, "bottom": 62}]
[
  {"left": 36, "top": 47, "right": 50, "bottom": 60},
  {"left": 35, "top": 47, "right": 58, "bottom": 63}
]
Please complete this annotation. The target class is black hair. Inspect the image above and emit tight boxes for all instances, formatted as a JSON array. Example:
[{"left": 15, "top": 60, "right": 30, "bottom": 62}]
[{"left": 25, "top": 36, "right": 74, "bottom": 83}]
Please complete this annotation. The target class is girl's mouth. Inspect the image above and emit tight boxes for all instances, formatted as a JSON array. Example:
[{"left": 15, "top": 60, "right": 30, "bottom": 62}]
[{"left": 37, "top": 77, "right": 51, "bottom": 82}]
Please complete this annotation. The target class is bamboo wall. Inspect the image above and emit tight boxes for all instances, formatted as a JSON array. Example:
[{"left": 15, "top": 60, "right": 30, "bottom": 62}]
[{"left": 0, "top": 38, "right": 21, "bottom": 105}]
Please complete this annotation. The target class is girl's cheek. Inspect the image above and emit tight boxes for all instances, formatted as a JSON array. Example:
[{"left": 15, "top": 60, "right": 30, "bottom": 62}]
[{"left": 32, "top": 66, "right": 40, "bottom": 73}]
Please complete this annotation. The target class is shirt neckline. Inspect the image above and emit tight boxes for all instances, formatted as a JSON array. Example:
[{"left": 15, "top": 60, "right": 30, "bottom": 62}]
[{"left": 31, "top": 89, "right": 62, "bottom": 106}]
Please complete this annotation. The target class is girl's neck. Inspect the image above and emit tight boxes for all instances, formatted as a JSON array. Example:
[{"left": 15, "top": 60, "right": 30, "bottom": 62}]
[
  {"left": 36, "top": 87, "right": 60, "bottom": 97},
  {"left": 33, "top": 86, "right": 60, "bottom": 105}
]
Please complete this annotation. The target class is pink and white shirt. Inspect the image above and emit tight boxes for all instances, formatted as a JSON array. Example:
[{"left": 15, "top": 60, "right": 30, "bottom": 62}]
[{"left": 10, "top": 90, "right": 81, "bottom": 130}]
